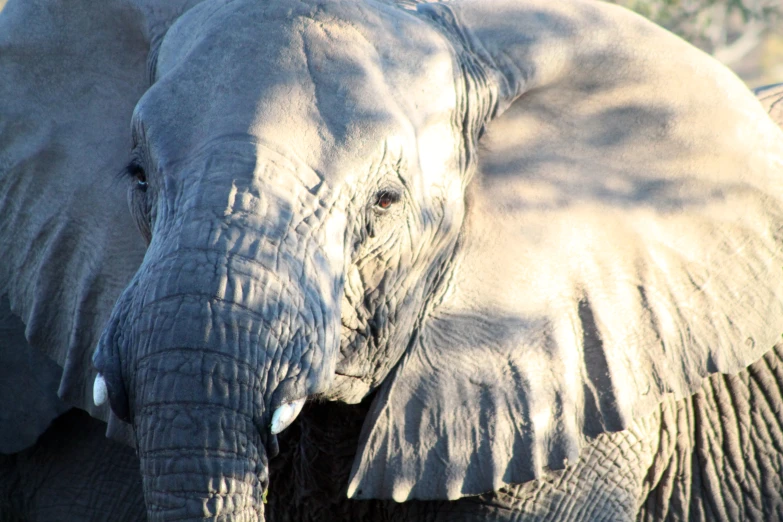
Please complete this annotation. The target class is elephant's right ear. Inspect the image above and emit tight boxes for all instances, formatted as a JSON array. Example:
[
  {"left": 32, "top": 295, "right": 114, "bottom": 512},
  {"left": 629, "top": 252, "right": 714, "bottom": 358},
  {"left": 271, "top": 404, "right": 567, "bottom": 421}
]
[
  {"left": 0, "top": 0, "right": 155, "bottom": 442},
  {"left": 349, "top": 0, "right": 783, "bottom": 502}
]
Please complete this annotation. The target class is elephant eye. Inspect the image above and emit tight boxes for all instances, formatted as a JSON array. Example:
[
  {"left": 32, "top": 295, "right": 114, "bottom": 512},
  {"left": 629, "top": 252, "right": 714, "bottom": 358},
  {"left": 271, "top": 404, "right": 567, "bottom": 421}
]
[
  {"left": 374, "top": 189, "right": 400, "bottom": 211},
  {"left": 124, "top": 160, "right": 148, "bottom": 192}
]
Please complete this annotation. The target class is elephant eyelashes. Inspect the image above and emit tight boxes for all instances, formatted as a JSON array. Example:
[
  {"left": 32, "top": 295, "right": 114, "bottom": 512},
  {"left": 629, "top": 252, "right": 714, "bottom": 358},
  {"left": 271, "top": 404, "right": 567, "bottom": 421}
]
[
  {"left": 374, "top": 189, "right": 400, "bottom": 211},
  {"left": 364, "top": 189, "right": 402, "bottom": 239},
  {"left": 124, "top": 161, "right": 148, "bottom": 192}
]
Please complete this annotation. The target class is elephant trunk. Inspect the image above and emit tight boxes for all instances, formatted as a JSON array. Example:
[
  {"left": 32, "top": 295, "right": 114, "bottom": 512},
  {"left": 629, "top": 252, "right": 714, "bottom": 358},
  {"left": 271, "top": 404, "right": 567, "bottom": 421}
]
[
  {"left": 124, "top": 274, "right": 338, "bottom": 520},
  {"left": 94, "top": 158, "right": 346, "bottom": 520},
  {"left": 134, "top": 346, "right": 267, "bottom": 521},
  {"left": 96, "top": 250, "right": 342, "bottom": 519}
]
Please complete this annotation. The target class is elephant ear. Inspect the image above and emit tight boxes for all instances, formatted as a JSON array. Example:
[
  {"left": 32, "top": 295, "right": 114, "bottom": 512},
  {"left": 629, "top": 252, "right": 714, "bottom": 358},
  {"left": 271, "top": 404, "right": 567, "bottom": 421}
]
[
  {"left": 0, "top": 0, "right": 155, "bottom": 445},
  {"left": 0, "top": 296, "right": 68, "bottom": 454},
  {"left": 348, "top": 0, "right": 783, "bottom": 501}
]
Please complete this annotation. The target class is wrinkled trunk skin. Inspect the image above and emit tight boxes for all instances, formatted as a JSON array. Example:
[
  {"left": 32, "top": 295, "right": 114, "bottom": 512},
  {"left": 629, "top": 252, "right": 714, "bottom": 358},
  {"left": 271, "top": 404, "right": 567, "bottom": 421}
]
[
  {"left": 99, "top": 155, "right": 343, "bottom": 520},
  {"left": 128, "top": 287, "right": 274, "bottom": 521},
  {"left": 135, "top": 345, "right": 268, "bottom": 521},
  {"left": 125, "top": 251, "right": 335, "bottom": 521}
]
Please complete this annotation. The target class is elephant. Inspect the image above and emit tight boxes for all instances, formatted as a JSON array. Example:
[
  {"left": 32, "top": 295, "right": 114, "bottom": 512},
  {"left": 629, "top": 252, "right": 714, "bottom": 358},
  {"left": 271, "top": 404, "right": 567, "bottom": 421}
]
[{"left": 2, "top": 0, "right": 783, "bottom": 520}]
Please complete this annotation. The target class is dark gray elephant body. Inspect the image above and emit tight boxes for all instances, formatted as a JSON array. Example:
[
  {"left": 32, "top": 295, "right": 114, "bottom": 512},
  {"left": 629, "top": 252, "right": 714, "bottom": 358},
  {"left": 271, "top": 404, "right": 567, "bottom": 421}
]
[{"left": 3, "top": 0, "right": 783, "bottom": 520}]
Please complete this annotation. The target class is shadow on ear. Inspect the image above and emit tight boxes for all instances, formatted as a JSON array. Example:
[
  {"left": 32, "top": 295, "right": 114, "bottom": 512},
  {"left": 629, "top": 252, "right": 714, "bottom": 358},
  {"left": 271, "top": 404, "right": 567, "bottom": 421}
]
[
  {"left": 348, "top": 0, "right": 783, "bottom": 502},
  {"left": 0, "top": 295, "right": 68, "bottom": 453},
  {"left": 0, "top": 0, "right": 160, "bottom": 444}
]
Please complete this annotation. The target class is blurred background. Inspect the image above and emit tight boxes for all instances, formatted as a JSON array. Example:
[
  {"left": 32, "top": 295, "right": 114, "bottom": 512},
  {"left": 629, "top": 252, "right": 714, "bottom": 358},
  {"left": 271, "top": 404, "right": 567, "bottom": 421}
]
[
  {"left": 0, "top": 0, "right": 780, "bottom": 87},
  {"left": 609, "top": 0, "right": 783, "bottom": 88}
]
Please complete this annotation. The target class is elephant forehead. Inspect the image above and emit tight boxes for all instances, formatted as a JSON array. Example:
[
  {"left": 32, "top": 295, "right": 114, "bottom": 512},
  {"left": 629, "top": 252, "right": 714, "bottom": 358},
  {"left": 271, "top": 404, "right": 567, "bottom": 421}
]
[{"left": 141, "top": 0, "right": 460, "bottom": 188}]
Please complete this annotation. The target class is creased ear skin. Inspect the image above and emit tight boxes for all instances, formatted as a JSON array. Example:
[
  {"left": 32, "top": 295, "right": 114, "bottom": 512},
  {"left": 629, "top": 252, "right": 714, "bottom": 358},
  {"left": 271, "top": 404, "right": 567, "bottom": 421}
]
[
  {"left": 0, "top": 0, "right": 152, "bottom": 444},
  {"left": 349, "top": 0, "right": 783, "bottom": 502}
]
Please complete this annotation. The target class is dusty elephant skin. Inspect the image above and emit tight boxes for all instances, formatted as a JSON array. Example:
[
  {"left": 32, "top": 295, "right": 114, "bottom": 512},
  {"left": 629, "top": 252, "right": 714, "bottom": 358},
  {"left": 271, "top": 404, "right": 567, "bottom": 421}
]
[{"left": 2, "top": 0, "right": 783, "bottom": 521}]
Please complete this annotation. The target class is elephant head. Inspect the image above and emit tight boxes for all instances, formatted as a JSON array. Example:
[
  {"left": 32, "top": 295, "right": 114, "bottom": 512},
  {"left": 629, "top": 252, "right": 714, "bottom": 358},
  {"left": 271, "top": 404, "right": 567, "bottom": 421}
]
[{"left": 3, "top": 0, "right": 783, "bottom": 520}]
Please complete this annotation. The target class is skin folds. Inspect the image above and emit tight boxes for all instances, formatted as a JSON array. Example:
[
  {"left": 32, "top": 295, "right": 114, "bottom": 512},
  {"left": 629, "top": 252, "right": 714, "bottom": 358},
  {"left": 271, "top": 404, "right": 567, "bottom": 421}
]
[{"left": 2, "top": 0, "right": 783, "bottom": 520}]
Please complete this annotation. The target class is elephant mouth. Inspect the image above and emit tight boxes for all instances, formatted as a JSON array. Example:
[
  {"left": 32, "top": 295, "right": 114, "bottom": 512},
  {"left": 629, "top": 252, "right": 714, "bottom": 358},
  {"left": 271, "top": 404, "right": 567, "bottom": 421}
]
[
  {"left": 326, "top": 371, "right": 373, "bottom": 404},
  {"left": 332, "top": 322, "right": 389, "bottom": 403},
  {"left": 333, "top": 370, "right": 368, "bottom": 380},
  {"left": 336, "top": 326, "right": 373, "bottom": 375}
]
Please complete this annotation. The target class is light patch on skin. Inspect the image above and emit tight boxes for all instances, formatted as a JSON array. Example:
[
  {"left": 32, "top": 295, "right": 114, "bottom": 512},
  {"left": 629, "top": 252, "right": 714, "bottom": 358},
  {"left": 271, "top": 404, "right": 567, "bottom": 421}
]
[
  {"left": 223, "top": 181, "right": 237, "bottom": 218},
  {"left": 383, "top": 135, "right": 406, "bottom": 159},
  {"left": 552, "top": 307, "right": 585, "bottom": 433},
  {"left": 530, "top": 407, "right": 551, "bottom": 439},
  {"left": 416, "top": 119, "right": 458, "bottom": 185},
  {"left": 249, "top": 141, "right": 326, "bottom": 196},
  {"left": 391, "top": 478, "right": 414, "bottom": 504}
]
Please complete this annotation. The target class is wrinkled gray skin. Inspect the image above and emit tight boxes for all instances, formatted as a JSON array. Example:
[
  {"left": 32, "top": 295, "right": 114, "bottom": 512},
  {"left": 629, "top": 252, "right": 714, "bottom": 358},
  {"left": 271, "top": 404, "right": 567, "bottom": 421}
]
[{"left": 3, "top": 0, "right": 783, "bottom": 520}]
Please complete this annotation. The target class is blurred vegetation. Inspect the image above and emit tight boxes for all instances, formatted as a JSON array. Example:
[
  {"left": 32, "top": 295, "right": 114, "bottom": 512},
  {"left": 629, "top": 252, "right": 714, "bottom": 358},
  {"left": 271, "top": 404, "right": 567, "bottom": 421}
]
[
  {"left": 0, "top": 0, "right": 780, "bottom": 86},
  {"left": 609, "top": 0, "right": 783, "bottom": 86}
]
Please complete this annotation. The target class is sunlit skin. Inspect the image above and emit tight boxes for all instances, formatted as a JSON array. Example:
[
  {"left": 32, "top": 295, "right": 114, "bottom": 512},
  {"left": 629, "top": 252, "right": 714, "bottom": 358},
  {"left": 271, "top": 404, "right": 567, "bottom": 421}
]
[{"left": 3, "top": 0, "right": 783, "bottom": 520}]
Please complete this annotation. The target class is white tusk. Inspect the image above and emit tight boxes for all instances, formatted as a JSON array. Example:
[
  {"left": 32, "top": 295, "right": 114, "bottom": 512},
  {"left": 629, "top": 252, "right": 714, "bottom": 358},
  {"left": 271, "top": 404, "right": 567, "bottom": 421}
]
[
  {"left": 269, "top": 398, "right": 306, "bottom": 435},
  {"left": 93, "top": 373, "right": 108, "bottom": 407}
]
